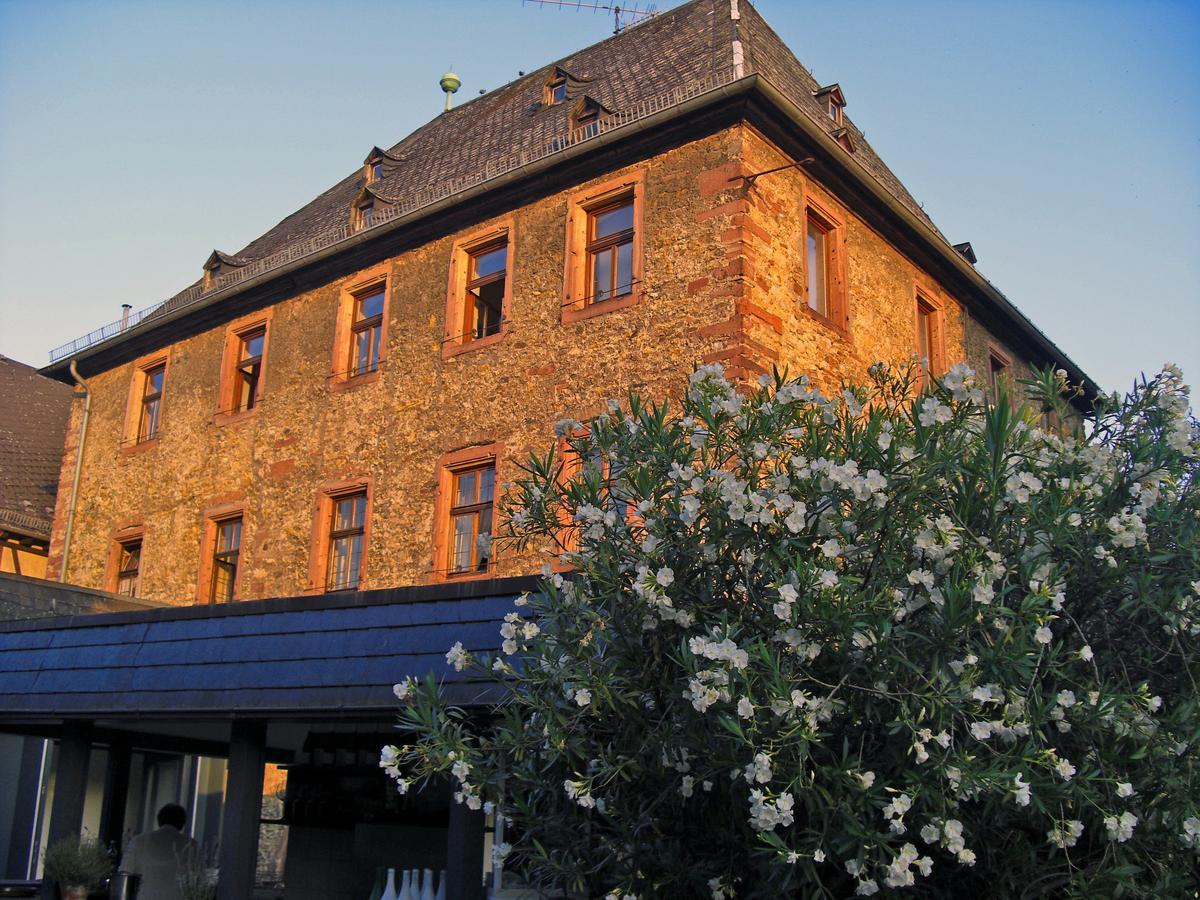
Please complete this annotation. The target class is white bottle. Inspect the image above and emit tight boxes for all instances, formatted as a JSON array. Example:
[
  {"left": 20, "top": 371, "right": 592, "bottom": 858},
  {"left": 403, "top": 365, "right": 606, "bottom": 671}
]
[
  {"left": 419, "top": 868, "right": 435, "bottom": 900},
  {"left": 381, "top": 868, "right": 398, "bottom": 900},
  {"left": 433, "top": 870, "right": 446, "bottom": 900},
  {"left": 397, "top": 869, "right": 415, "bottom": 900}
]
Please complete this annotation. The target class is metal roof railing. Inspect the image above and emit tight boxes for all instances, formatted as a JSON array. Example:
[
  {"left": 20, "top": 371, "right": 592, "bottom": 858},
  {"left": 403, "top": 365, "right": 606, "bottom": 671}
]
[{"left": 48, "top": 64, "right": 745, "bottom": 365}]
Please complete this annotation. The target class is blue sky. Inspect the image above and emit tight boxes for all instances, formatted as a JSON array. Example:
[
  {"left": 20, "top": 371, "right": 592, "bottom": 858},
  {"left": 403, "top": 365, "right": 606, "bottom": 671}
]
[{"left": 0, "top": 0, "right": 1196, "bottom": 395}]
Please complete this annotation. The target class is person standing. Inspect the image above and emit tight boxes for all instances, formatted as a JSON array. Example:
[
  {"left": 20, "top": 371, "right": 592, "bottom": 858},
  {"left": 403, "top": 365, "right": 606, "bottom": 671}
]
[{"left": 119, "top": 803, "right": 200, "bottom": 900}]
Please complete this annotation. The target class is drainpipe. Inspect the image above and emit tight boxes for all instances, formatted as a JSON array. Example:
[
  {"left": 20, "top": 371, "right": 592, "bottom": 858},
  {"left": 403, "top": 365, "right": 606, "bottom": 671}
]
[{"left": 59, "top": 359, "right": 91, "bottom": 582}]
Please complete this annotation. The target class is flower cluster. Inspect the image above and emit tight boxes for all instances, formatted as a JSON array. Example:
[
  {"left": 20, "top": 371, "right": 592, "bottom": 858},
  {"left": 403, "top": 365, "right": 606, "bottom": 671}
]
[{"left": 382, "top": 361, "right": 1199, "bottom": 898}]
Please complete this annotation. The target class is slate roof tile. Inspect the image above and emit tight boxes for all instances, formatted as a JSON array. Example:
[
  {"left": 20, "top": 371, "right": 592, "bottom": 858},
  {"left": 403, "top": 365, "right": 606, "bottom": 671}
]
[{"left": 0, "top": 355, "right": 72, "bottom": 539}]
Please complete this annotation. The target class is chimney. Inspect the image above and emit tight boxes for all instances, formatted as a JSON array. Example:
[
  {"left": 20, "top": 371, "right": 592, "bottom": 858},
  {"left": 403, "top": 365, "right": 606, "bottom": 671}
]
[{"left": 120, "top": 304, "right": 133, "bottom": 331}]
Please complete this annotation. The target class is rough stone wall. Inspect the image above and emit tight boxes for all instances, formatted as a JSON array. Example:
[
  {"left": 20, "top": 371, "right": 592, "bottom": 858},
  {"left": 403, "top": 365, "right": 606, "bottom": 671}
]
[
  {"left": 49, "top": 131, "right": 743, "bottom": 604},
  {"left": 48, "top": 125, "right": 1060, "bottom": 605}
]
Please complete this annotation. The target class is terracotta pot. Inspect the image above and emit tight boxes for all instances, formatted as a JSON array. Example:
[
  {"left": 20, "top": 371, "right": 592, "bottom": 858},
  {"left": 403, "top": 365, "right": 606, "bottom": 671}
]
[{"left": 61, "top": 887, "right": 89, "bottom": 900}]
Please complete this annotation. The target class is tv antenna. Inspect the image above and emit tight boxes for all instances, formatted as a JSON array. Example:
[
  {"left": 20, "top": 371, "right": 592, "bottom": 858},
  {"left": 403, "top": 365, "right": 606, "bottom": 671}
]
[{"left": 523, "top": 0, "right": 659, "bottom": 35}]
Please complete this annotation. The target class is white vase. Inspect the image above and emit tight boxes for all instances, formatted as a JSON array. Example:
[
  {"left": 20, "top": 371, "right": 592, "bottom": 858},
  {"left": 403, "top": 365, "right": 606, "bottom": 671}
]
[
  {"left": 433, "top": 870, "right": 446, "bottom": 900},
  {"left": 381, "top": 868, "right": 398, "bottom": 900},
  {"left": 419, "top": 867, "right": 435, "bottom": 900}
]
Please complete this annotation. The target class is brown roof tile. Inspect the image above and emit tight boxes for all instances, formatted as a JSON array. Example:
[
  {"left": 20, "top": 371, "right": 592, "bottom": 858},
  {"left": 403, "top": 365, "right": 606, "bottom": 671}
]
[
  {"left": 0, "top": 356, "right": 73, "bottom": 540},
  {"left": 171, "top": 0, "right": 936, "bottom": 290}
]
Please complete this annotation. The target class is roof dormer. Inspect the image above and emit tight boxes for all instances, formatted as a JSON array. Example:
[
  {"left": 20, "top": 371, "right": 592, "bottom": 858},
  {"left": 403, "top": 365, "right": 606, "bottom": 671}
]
[
  {"left": 814, "top": 83, "right": 847, "bottom": 125},
  {"left": 953, "top": 242, "right": 978, "bottom": 265},
  {"left": 203, "top": 250, "right": 249, "bottom": 290},
  {"left": 362, "top": 146, "right": 400, "bottom": 184},
  {"left": 350, "top": 185, "right": 390, "bottom": 232},
  {"left": 831, "top": 127, "right": 856, "bottom": 154},
  {"left": 570, "top": 95, "right": 610, "bottom": 131},
  {"left": 544, "top": 67, "right": 571, "bottom": 106}
]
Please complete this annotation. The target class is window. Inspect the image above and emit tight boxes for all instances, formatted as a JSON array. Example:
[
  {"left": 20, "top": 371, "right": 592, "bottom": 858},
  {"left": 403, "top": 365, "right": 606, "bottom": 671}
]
[
  {"left": 432, "top": 444, "right": 502, "bottom": 580},
  {"left": 234, "top": 327, "right": 266, "bottom": 413},
  {"left": 123, "top": 353, "right": 168, "bottom": 448},
  {"left": 915, "top": 293, "right": 943, "bottom": 386},
  {"left": 326, "top": 491, "right": 367, "bottom": 591},
  {"left": 331, "top": 266, "right": 390, "bottom": 385},
  {"left": 563, "top": 172, "right": 644, "bottom": 323},
  {"left": 137, "top": 364, "right": 165, "bottom": 442},
  {"left": 357, "top": 202, "right": 375, "bottom": 230},
  {"left": 217, "top": 313, "right": 271, "bottom": 422},
  {"left": 464, "top": 241, "right": 507, "bottom": 342},
  {"left": 988, "top": 349, "right": 1011, "bottom": 405},
  {"left": 448, "top": 463, "right": 495, "bottom": 576},
  {"left": 350, "top": 287, "right": 385, "bottom": 376},
  {"left": 828, "top": 99, "right": 840, "bottom": 122},
  {"left": 801, "top": 197, "right": 847, "bottom": 330},
  {"left": 547, "top": 77, "right": 567, "bottom": 105},
  {"left": 209, "top": 516, "right": 242, "bottom": 603},
  {"left": 115, "top": 539, "right": 141, "bottom": 597},
  {"left": 443, "top": 224, "right": 513, "bottom": 358},
  {"left": 806, "top": 215, "right": 831, "bottom": 317},
  {"left": 587, "top": 199, "right": 635, "bottom": 304}
]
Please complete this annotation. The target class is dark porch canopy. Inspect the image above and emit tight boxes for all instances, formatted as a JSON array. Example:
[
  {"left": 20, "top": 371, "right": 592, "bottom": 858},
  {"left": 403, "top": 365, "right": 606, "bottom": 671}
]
[
  {"left": 0, "top": 576, "right": 532, "bottom": 722},
  {"left": 0, "top": 575, "right": 534, "bottom": 900}
]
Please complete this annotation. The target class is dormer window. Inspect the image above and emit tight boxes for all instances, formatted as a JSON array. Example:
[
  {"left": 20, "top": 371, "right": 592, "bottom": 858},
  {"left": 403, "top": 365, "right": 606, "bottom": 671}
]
[
  {"left": 203, "top": 250, "right": 248, "bottom": 290},
  {"left": 815, "top": 83, "right": 847, "bottom": 126},
  {"left": 570, "top": 96, "right": 607, "bottom": 132},
  {"left": 356, "top": 202, "right": 374, "bottom": 230},
  {"left": 363, "top": 147, "right": 391, "bottom": 184},
  {"left": 547, "top": 78, "right": 567, "bottom": 105}
]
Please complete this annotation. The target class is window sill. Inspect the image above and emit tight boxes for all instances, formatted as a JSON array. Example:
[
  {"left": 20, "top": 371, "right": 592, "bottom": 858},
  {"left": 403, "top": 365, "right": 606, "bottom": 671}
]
[
  {"left": 562, "top": 289, "right": 642, "bottom": 324},
  {"left": 120, "top": 437, "right": 159, "bottom": 456},
  {"left": 427, "top": 568, "right": 499, "bottom": 585},
  {"left": 442, "top": 327, "right": 509, "bottom": 360},
  {"left": 801, "top": 303, "right": 852, "bottom": 342},
  {"left": 329, "top": 367, "right": 383, "bottom": 393},
  {"left": 214, "top": 406, "right": 260, "bottom": 428}
]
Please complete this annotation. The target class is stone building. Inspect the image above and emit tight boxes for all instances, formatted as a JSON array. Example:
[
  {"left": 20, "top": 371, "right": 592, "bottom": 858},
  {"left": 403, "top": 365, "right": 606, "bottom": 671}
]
[{"left": 1, "top": 2, "right": 1092, "bottom": 898}]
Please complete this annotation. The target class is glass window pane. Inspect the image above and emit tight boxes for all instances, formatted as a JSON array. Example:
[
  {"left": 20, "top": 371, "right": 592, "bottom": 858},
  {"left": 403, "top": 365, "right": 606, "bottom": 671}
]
[
  {"left": 807, "top": 221, "right": 827, "bottom": 316},
  {"left": 591, "top": 249, "right": 613, "bottom": 302},
  {"left": 353, "top": 327, "right": 375, "bottom": 374},
  {"left": 615, "top": 240, "right": 633, "bottom": 296},
  {"left": 357, "top": 291, "right": 384, "bottom": 320},
  {"left": 478, "top": 466, "right": 495, "bottom": 503},
  {"left": 455, "top": 472, "right": 477, "bottom": 507},
  {"left": 551, "top": 81, "right": 567, "bottom": 103},
  {"left": 147, "top": 367, "right": 165, "bottom": 393},
  {"left": 452, "top": 514, "right": 474, "bottom": 572},
  {"left": 212, "top": 561, "right": 235, "bottom": 602},
  {"left": 472, "top": 279, "right": 505, "bottom": 339},
  {"left": 472, "top": 245, "right": 507, "bottom": 279},
  {"left": 476, "top": 508, "right": 493, "bottom": 571},
  {"left": 218, "top": 520, "right": 241, "bottom": 553},
  {"left": 594, "top": 202, "right": 633, "bottom": 238},
  {"left": 242, "top": 332, "right": 264, "bottom": 359}
]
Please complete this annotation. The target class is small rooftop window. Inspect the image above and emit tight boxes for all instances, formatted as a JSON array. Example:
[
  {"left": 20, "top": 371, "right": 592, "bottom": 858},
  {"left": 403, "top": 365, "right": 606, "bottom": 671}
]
[
  {"left": 815, "top": 83, "right": 847, "bottom": 126},
  {"left": 547, "top": 77, "right": 567, "bottom": 105}
]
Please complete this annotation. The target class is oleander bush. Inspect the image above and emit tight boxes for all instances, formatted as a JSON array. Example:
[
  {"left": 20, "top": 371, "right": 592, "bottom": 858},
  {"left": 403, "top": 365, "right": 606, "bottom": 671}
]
[{"left": 384, "top": 360, "right": 1198, "bottom": 898}]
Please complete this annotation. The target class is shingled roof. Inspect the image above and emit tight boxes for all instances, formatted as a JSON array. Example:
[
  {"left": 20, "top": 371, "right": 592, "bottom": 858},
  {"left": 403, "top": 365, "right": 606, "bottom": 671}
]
[
  {"left": 0, "top": 356, "right": 72, "bottom": 541},
  {"left": 217, "top": 0, "right": 936, "bottom": 270}
]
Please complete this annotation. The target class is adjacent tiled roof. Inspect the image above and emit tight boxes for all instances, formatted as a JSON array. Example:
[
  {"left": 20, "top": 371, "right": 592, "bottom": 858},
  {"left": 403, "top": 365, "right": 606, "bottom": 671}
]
[
  {"left": 0, "top": 577, "right": 535, "bottom": 718},
  {"left": 159, "top": 0, "right": 937, "bottom": 307},
  {"left": 0, "top": 356, "right": 72, "bottom": 540}
]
